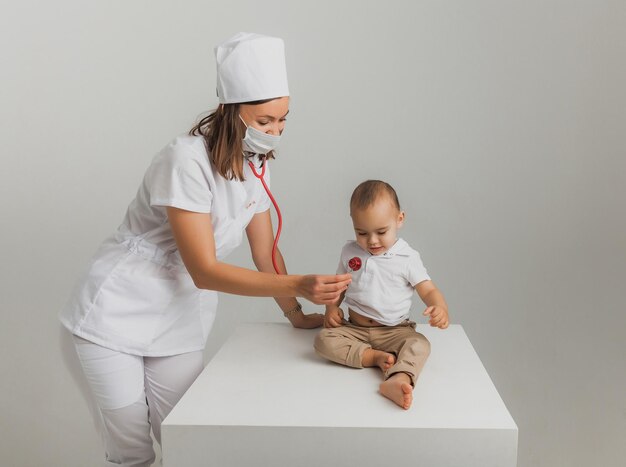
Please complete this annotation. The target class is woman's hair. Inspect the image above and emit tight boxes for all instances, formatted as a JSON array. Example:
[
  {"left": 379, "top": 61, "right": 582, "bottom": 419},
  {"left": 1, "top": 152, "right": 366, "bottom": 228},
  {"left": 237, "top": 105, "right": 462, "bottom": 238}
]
[
  {"left": 350, "top": 180, "right": 401, "bottom": 212},
  {"left": 189, "top": 99, "right": 276, "bottom": 181}
]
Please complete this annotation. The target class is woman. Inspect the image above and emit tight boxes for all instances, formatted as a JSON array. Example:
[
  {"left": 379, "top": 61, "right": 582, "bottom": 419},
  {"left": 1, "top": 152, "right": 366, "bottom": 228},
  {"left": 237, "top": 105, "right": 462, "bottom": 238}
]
[{"left": 60, "top": 32, "right": 351, "bottom": 466}]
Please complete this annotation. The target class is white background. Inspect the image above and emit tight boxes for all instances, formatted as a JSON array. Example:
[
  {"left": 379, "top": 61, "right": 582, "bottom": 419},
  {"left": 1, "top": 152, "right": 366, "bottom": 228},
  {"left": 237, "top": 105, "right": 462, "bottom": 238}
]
[{"left": 1, "top": 1, "right": 624, "bottom": 466}]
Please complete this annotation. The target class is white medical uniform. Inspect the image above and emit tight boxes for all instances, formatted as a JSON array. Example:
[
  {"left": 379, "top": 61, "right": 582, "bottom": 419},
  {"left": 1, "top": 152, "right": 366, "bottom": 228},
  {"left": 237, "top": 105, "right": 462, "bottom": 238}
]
[
  {"left": 338, "top": 239, "right": 430, "bottom": 326},
  {"left": 60, "top": 134, "right": 271, "bottom": 466},
  {"left": 60, "top": 134, "right": 271, "bottom": 356}
]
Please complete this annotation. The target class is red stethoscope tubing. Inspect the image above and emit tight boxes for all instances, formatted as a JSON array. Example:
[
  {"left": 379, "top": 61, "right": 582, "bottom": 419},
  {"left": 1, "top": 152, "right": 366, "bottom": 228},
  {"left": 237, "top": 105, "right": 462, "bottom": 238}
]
[{"left": 248, "top": 159, "right": 282, "bottom": 274}]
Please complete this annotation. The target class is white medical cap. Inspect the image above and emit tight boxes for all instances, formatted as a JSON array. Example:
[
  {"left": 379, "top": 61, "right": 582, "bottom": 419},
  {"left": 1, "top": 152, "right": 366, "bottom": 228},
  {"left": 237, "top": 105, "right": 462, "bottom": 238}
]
[{"left": 215, "top": 32, "right": 290, "bottom": 104}]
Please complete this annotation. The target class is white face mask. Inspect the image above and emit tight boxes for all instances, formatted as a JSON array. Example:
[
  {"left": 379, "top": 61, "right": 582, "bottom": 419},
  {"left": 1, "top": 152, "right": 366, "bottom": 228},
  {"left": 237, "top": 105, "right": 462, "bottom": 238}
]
[{"left": 239, "top": 115, "right": 282, "bottom": 155}]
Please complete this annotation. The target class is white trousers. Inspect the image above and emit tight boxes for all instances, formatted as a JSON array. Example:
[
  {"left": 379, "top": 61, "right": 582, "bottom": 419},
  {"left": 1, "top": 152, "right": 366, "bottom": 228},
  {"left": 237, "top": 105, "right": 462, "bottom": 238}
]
[{"left": 73, "top": 335, "right": 204, "bottom": 467}]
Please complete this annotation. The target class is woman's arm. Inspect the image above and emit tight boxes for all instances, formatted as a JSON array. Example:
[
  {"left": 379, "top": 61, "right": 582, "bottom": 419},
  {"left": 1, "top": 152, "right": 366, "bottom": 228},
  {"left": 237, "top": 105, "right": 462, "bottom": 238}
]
[
  {"left": 167, "top": 207, "right": 350, "bottom": 305},
  {"left": 245, "top": 209, "right": 324, "bottom": 328}
]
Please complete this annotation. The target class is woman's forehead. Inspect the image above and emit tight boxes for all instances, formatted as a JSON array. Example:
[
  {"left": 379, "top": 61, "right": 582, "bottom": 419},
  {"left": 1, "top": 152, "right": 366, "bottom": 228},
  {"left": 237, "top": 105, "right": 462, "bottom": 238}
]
[{"left": 241, "top": 97, "right": 289, "bottom": 117}]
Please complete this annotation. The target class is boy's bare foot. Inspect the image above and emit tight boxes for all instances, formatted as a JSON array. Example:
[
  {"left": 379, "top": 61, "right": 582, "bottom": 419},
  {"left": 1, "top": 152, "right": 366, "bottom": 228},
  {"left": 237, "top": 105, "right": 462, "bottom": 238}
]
[
  {"left": 379, "top": 373, "right": 413, "bottom": 410},
  {"left": 362, "top": 349, "right": 395, "bottom": 371}
]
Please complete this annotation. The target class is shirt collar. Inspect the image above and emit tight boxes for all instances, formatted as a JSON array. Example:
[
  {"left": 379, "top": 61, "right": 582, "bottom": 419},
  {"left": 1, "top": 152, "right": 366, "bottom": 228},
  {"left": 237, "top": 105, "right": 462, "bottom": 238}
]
[
  {"left": 354, "top": 238, "right": 410, "bottom": 258},
  {"left": 244, "top": 153, "right": 267, "bottom": 170},
  {"left": 381, "top": 238, "right": 410, "bottom": 257}
]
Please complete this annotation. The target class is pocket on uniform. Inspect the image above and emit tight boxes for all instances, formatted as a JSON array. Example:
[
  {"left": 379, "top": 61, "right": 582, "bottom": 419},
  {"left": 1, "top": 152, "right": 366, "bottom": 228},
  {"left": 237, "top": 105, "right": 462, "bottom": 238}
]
[{"left": 89, "top": 252, "right": 179, "bottom": 347}]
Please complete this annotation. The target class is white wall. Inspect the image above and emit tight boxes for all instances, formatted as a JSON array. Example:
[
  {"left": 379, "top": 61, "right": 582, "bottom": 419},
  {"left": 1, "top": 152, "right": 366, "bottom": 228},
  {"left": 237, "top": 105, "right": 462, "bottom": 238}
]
[{"left": 1, "top": 1, "right": 624, "bottom": 466}]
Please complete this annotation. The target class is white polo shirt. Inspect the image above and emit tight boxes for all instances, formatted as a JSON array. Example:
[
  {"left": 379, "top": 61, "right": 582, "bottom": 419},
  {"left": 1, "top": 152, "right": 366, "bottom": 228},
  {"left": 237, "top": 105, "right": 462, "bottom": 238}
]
[
  {"left": 59, "top": 134, "right": 271, "bottom": 356},
  {"left": 337, "top": 239, "right": 431, "bottom": 326}
]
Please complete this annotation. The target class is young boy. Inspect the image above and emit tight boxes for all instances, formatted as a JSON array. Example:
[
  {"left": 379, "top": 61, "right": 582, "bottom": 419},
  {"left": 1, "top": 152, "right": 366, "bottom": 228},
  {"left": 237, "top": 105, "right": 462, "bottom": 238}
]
[{"left": 314, "top": 180, "right": 449, "bottom": 410}]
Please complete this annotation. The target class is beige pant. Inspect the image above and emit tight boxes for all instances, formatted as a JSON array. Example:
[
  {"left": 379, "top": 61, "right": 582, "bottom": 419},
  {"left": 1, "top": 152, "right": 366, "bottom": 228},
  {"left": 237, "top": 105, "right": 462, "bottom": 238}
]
[{"left": 314, "top": 319, "right": 431, "bottom": 386}]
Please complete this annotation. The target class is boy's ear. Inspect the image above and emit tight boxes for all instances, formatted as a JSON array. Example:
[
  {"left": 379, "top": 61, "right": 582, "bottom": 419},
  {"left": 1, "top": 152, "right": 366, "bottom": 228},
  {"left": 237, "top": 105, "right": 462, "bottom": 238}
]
[{"left": 397, "top": 211, "right": 405, "bottom": 228}]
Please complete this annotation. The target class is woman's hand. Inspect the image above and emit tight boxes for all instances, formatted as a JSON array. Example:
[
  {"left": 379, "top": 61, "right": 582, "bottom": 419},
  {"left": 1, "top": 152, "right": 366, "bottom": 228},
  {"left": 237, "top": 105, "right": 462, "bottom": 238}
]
[
  {"left": 297, "top": 274, "right": 351, "bottom": 305},
  {"left": 288, "top": 310, "right": 324, "bottom": 329}
]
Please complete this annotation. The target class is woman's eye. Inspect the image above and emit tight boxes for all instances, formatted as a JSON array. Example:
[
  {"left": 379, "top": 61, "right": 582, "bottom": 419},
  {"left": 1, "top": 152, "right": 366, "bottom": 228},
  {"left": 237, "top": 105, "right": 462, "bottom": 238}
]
[
  {"left": 257, "top": 120, "right": 270, "bottom": 126},
  {"left": 377, "top": 231, "right": 387, "bottom": 235},
  {"left": 357, "top": 233, "right": 367, "bottom": 236}
]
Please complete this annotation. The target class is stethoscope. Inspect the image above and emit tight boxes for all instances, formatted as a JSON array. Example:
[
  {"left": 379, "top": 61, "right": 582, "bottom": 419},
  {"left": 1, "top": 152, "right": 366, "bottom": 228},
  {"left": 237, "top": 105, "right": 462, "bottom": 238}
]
[{"left": 247, "top": 155, "right": 283, "bottom": 274}]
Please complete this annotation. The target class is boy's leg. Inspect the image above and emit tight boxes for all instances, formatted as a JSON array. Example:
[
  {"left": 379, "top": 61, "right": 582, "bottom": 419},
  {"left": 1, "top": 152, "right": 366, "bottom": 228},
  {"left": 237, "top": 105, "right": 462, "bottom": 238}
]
[
  {"left": 314, "top": 324, "right": 371, "bottom": 368},
  {"left": 372, "top": 323, "right": 431, "bottom": 386},
  {"left": 370, "top": 324, "right": 430, "bottom": 409},
  {"left": 143, "top": 351, "right": 204, "bottom": 445},
  {"left": 72, "top": 335, "right": 156, "bottom": 467}
]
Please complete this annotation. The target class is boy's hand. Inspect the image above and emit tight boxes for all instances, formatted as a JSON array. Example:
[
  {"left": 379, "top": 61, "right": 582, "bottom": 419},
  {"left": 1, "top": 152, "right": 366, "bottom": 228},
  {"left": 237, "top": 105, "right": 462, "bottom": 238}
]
[
  {"left": 423, "top": 306, "right": 449, "bottom": 329},
  {"left": 324, "top": 306, "right": 345, "bottom": 328}
]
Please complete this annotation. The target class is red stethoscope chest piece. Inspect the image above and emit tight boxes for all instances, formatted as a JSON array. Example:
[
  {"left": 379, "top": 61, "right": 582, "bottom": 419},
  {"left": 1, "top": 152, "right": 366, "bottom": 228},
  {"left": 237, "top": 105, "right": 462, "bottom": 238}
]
[{"left": 348, "top": 257, "right": 362, "bottom": 271}]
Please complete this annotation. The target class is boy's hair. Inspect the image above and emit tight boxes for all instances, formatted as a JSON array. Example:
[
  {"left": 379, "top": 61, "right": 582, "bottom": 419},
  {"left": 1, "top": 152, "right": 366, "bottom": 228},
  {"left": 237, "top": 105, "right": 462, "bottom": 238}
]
[{"left": 350, "top": 180, "right": 401, "bottom": 212}]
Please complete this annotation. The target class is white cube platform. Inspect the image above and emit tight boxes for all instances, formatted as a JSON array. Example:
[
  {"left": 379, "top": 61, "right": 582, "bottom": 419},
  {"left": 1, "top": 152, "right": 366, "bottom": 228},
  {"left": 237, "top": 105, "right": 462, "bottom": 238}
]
[{"left": 162, "top": 323, "right": 517, "bottom": 467}]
